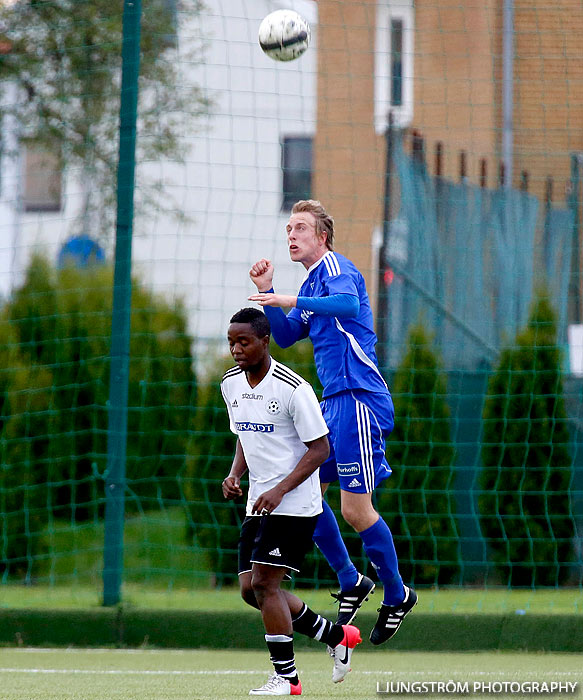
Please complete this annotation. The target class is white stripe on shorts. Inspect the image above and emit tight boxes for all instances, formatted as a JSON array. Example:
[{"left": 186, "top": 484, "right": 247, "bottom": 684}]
[{"left": 356, "top": 399, "right": 374, "bottom": 492}]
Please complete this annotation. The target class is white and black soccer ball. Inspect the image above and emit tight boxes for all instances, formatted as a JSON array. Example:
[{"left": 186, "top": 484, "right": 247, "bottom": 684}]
[{"left": 258, "top": 9, "right": 311, "bottom": 62}]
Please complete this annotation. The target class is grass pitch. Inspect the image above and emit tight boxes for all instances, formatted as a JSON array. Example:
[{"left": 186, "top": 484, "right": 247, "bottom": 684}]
[{"left": 0, "top": 648, "right": 581, "bottom": 700}]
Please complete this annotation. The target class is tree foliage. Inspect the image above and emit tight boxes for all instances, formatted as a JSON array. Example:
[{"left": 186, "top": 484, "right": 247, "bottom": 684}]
[
  {"left": 184, "top": 355, "right": 241, "bottom": 586},
  {"left": 0, "top": 254, "right": 196, "bottom": 579},
  {"left": 0, "top": 0, "right": 208, "bottom": 232},
  {"left": 376, "top": 323, "right": 459, "bottom": 586},
  {"left": 479, "top": 294, "right": 574, "bottom": 586}
]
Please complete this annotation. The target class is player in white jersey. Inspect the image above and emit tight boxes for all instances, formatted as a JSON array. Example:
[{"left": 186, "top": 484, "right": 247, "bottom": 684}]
[{"left": 221, "top": 308, "right": 361, "bottom": 696}]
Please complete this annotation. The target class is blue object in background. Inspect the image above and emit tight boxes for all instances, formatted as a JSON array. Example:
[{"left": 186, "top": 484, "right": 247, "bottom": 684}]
[{"left": 57, "top": 235, "right": 106, "bottom": 269}]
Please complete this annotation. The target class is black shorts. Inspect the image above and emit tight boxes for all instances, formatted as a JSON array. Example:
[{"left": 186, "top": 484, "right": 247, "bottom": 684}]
[{"left": 238, "top": 514, "right": 319, "bottom": 574}]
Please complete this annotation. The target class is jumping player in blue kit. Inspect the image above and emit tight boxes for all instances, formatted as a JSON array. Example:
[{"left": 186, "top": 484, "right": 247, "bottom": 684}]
[{"left": 249, "top": 199, "right": 417, "bottom": 645}]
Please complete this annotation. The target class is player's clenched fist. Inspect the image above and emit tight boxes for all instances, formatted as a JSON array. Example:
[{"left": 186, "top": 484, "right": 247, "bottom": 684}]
[
  {"left": 249, "top": 258, "right": 274, "bottom": 292},
  {"left": 222, "top": 475, "right": 243, "bottom": 500}
]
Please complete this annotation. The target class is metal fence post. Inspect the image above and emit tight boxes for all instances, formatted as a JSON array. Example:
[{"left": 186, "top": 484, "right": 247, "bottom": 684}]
[
  {"left": 377, "top": 112, "right": 394, "bottom": 371},
  {"left": 103, "top": 0, "right": 142, "bottom": 607}
]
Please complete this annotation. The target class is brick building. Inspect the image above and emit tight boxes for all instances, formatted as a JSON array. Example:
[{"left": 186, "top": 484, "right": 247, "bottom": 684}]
[{"left": 314, "top": 0, "right": 583, "bottom": 299}]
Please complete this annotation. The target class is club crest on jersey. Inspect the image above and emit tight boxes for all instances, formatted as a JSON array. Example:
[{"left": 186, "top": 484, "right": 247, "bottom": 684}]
[
  {"left": 266, "top": 398, "right": 280, "bottom": 415},
  {"left": 235, "top": 421, "right": 274, "bottom": 433}
]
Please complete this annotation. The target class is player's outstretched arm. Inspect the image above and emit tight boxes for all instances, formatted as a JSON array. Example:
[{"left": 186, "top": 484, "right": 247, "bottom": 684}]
[
  {"left": 296, "top": 293, "right": 360, "bottom": 318},
  {"left": 248, "top": 291, "right": 297, "bottom": 308},
  {"left": 247, "top": 295, "right": 307, "bottom": 348},
  {"left": 251, "top": 435, "right": 329, "bottom": 515},
  {"left": 248, "top": 259, "right": 307, "bottom": 348}
]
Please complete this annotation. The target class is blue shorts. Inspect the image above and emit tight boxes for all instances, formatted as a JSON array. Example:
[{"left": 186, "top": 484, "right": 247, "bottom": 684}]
[{"left": 319, "top": 389, "right": 394, "bottom": 493}]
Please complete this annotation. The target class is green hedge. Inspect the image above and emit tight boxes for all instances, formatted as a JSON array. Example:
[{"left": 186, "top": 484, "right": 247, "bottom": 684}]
[{"left": 1, "top": 607, "right": 582, "bottom": 652}]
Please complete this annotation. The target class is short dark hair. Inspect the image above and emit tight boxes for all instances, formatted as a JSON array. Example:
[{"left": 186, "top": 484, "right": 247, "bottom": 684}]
[{"left": 229, "top": 307, "right": 271, "bottom": 338}]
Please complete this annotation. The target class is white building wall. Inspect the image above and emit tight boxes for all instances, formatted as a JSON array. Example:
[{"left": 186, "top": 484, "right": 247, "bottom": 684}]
[
  {"left": 0, "top": 82, "right": 22, "bottom": 302},
  {"left": 2, "top": 0, "right": 317, "bottom": 364}
]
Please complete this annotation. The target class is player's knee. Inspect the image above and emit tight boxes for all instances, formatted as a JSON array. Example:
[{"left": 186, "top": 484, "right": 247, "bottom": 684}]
[
  {"left": 340, "top": 501, "right": 360, "bottom": 530},
  {"left": 251, "top": 571, "right": 278, "bottom": 601},
  {"left": 341, "top": 499, "right": 378, "bottom": 531},
  {"left": 250, "top": 571, "right": 267, "bottom": 595}
]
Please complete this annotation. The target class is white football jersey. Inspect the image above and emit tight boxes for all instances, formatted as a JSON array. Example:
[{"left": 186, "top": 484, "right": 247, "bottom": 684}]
[{"left": 221, "top": 358, "right": 328, "bottom": 517}]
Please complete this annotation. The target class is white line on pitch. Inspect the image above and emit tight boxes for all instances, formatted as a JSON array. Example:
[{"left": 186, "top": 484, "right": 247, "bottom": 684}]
[
  {"left": 0, "top": 669, "right": 581, "bottom": 678},
  {"left": 0, "top": 669, "right": 260, "bottom": 675}
]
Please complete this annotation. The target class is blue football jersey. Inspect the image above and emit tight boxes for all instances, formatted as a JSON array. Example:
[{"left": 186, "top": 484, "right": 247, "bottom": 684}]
[{"left": 287, "top": 251, "right": 389, "bottom": 398}]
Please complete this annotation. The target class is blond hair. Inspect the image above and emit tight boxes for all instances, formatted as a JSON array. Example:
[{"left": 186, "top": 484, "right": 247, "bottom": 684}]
[{"left": 291, "top": 200, "right": 335, "bottom": 250}]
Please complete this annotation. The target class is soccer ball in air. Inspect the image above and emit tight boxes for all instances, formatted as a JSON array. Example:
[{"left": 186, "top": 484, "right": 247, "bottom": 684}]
[{"left": 258, "top": 10, "right": 311, "bottom": 62}]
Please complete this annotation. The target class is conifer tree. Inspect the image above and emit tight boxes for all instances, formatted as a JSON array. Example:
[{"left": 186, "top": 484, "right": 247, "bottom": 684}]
[
  {"left": 376, "top": 324, "right": 459, "bottom": 585},
  {"left": 0, "top": 254, "right": 196, "bottom": 578},
  {"left": 479, "top": 295, "right": 574, "bottom": 586}
]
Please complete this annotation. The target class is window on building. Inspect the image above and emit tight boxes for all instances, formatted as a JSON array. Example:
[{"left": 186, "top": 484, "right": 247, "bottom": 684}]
[
  {"left": 23, "top": 145, "right": 62, "bottom": 212},
  {"left": 282, "top": 136, "right": 312, "bottom": 211},
  {"left": 390, "top": 18, "right": 403, "bottom": 107},
  {"left": 375, "top": 1, "right": 414, "bottom": 132}
]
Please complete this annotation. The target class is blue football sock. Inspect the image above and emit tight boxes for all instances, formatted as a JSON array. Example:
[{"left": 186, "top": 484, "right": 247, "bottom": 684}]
[
  {"left": 360, "top": 516, "right": 405, "bottom": 605},
  {"left": 313, "top": 500, "right": 359, "bottom": 590}
]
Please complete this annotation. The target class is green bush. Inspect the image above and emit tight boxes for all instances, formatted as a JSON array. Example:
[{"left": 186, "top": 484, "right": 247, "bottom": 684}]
[
  {"left": 478, "top": 294, "right": 574, "bottom": 586},
  {"left": 184, "top": 355, "right": 241, "bottom": 586},
  {"left": 0, "top": 255, "right": 196, "bottom": 579},
  {"left": 376, "top": 323, "right": 459, "bottom": 586},
  {"left": 0, "top": 312, "right": 54, "bottom": 577},
  {"left": 270, "top": 340, "right": 320, "bottom": 394}
]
